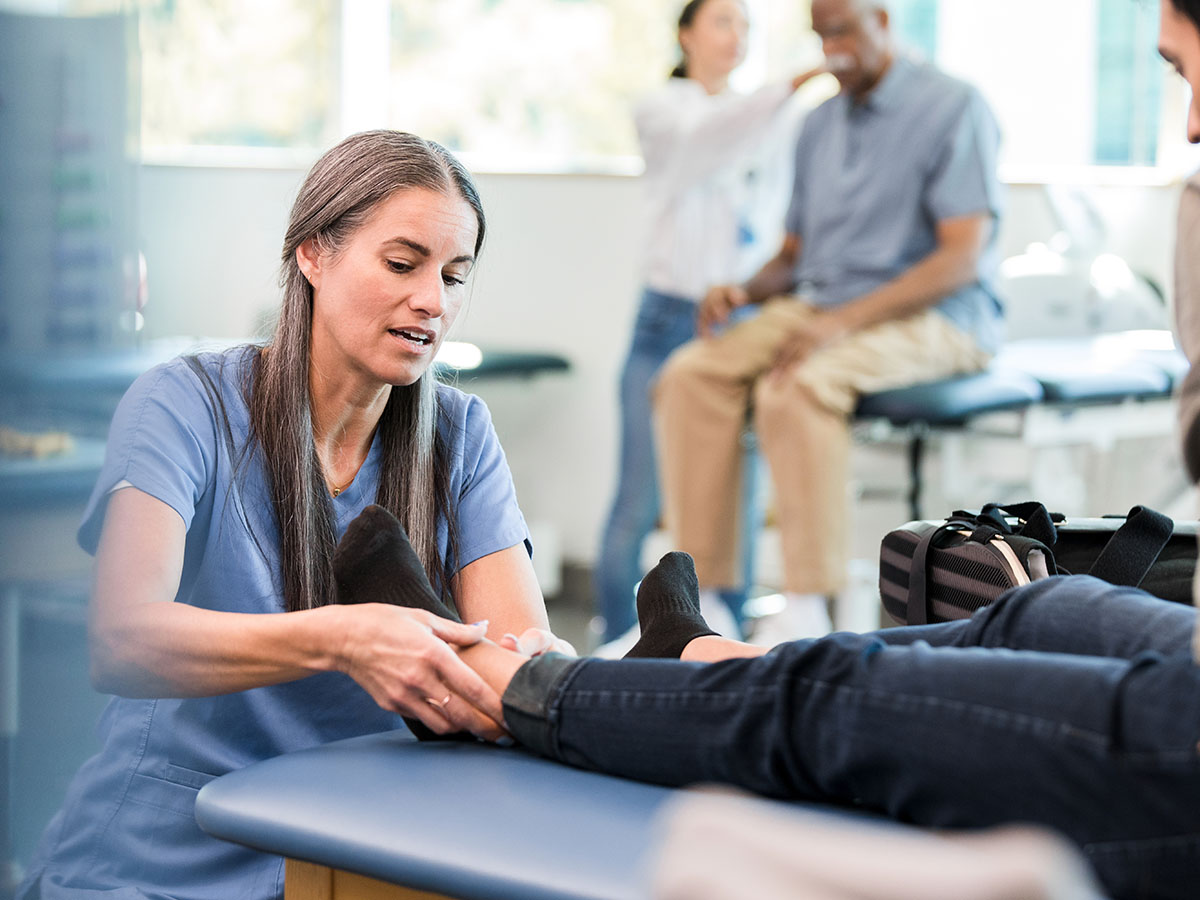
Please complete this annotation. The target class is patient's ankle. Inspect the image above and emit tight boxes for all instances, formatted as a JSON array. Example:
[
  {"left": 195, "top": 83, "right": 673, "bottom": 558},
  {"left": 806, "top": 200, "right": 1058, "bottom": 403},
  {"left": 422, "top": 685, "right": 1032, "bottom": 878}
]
[
  {"left": 458, "top": 640, "right": 528, "bottom": 696},
  {"left": 681, "top": 634, "right": 769, "bottom": 663}
]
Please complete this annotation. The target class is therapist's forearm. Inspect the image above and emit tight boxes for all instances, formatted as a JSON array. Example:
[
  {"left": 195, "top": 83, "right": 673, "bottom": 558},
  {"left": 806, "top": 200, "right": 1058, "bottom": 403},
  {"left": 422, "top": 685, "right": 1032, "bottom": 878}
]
[
  {"left": 89, "top": 602, "right": 349, "bottom": 698},
  {"left": 453, "top": 544, "right": 549, "bottom": 643}
]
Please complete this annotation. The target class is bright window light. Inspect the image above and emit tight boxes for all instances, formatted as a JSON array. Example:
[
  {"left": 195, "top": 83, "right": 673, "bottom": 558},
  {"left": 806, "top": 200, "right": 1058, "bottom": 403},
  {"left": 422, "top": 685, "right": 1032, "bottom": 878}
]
[{"left": 134, "top": 0, "right": 1195, "bottom": 179}]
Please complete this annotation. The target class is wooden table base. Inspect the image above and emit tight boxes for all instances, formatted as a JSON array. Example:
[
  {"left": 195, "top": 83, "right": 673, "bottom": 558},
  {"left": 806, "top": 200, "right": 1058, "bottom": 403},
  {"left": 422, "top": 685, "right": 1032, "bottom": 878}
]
[{"left": 285, "top": 859, "right": 452, "bottom": 900}]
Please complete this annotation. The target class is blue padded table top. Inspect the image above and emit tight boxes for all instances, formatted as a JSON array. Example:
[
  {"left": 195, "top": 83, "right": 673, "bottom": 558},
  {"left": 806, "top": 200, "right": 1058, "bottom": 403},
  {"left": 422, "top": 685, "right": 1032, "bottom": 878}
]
[
  {"left": 993, "top": 332, "right": 1178, "bottom": 403},
  {"left": 855, "top": 368, "right": 1043, "bottom": 426},
  {"left": 195, "top": 731, "right": 672, "bottom": 900},
  {"left": 855, "top": 330, "right": 1186, "bottom": 427}
]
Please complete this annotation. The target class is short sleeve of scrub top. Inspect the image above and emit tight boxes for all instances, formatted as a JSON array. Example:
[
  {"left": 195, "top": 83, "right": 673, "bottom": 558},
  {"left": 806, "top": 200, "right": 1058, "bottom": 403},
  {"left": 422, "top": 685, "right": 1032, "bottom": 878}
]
[
  {"left": 437, "top": 385, "right": 533, "bottom": 580},
  {"left": 77, "top": 353, "right": 220, "bottom": 552}
]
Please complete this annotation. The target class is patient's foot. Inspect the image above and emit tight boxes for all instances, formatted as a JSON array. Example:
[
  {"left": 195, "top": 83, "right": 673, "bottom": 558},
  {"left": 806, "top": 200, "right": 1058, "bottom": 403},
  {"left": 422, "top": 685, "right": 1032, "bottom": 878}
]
[
  {"left": 333, "top": 505, "right": 459, "bottom": 621},
  {"left": 626, "top": 552, "right": 717, "bottom": 659},
  {"left": 334, "top": 505, "right": 467, "bottom": 742}
]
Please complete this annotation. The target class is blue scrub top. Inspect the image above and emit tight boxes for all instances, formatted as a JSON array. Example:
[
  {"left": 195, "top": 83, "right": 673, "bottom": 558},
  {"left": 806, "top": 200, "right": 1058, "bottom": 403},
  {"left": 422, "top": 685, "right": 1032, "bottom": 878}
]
[{"left": 20, "top": 346, "right": 532, "bottom": 900}]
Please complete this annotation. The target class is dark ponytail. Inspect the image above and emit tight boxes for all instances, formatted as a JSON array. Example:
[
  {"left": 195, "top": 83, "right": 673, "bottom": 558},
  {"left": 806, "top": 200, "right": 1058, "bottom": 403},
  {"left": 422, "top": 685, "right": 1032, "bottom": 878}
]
[
  {"left": 1173, "top": 0, "right": 1200, "bottom": 31},
  {"left": 670, "top": 0, "right": 709, "bottom": 78}
]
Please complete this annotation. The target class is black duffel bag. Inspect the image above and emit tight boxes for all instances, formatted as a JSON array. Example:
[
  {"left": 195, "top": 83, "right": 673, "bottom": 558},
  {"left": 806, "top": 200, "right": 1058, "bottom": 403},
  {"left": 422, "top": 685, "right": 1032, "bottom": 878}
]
[{"left": 879, "top": 501, "right": 1196, "bottom": 626}]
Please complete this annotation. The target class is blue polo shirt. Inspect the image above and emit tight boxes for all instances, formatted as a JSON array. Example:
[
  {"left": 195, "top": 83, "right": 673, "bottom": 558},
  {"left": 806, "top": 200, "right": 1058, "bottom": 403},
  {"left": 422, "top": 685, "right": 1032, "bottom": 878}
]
[{"left": 785, "top": 55, "right": 1004, "bottom": 353}]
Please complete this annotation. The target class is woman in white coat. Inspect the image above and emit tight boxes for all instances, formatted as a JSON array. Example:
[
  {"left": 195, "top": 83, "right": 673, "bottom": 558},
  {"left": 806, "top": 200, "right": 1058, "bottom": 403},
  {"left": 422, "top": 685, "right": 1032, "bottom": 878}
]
[{"left": 594, "top": 0, "right": 822, "bottom": 648}]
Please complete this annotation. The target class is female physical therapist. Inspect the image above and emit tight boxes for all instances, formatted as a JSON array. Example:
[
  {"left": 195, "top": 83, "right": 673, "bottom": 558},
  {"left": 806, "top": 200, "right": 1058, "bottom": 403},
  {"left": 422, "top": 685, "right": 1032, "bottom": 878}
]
[
  {"left": 595, "top": 0, "right": 823, "bottom": 647},
  {"left": 18, "top": 130, "right": 562, "bottom": 899}
]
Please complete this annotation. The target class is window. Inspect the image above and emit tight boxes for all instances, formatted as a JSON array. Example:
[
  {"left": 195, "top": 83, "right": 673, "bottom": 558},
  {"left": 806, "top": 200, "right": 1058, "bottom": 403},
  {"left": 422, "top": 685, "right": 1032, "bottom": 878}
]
[
  {"left": 133, "top": 0, "right": 1191, "bottom": 177},
  {"left": 1094, "top": 0, "right": 1162, "bottom": 166},
  {"left": 887, "top": 0, "right": 1181, "bottom": 177},
  {"left": 139, "top": 0, "right": 335, "bottom": 159},
  {"left": 388, "top": 0, "right": 680, "bottom": 171}
]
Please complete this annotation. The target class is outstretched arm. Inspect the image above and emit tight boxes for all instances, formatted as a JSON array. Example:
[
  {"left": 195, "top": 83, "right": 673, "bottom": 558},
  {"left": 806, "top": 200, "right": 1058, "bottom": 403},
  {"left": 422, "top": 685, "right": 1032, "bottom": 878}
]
[{"left": 88, "top": 486, "right": 505, "bottom": 739}]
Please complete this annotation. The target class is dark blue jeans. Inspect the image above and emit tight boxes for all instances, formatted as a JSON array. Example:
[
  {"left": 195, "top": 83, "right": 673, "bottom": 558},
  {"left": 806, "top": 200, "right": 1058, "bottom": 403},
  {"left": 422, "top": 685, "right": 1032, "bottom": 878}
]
[
  {"left": 504, "top": 576, "right": 1200, "bottom": 900},
  {"left": 594, "top": 287, "right": 760, "bottom": 640}
]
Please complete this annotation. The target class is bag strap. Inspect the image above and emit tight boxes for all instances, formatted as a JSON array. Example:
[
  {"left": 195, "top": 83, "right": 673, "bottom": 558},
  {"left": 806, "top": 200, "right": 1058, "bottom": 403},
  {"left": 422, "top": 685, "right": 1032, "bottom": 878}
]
[
  {"left": 977, "top": 502, "right": 1060, "bottom": 546},
  {"left": 906, "top": 522, "right": 961, "bottom": 625},
  {"left": 1087, "top": 505, "right": 1174, "bottom": 587}
]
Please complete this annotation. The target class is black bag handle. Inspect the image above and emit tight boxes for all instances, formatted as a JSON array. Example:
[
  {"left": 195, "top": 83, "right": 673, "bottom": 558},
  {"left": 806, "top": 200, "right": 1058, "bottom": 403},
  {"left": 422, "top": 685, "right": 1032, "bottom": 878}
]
[
  {"left": 1087, "top": 505, "right": 1174, "bottom": 587},
  {"left": 977, "top": 502, "right": 1060, "bottom": 546}
]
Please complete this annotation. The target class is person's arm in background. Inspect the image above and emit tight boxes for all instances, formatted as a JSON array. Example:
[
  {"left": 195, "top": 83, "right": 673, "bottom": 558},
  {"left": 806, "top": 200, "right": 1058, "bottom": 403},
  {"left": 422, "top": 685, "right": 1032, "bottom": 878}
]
[
  {"left": 769, "top": 213, "right": 993, "bottom": 370},
  {"left": 696, "top": 101, "right": 826, "bottom": 335},
  {"left": 698, "top": 233, "right": 803, "bottom": 335},
  {"left": 636, "top": 69, "right": 823, "bottom": 199}
]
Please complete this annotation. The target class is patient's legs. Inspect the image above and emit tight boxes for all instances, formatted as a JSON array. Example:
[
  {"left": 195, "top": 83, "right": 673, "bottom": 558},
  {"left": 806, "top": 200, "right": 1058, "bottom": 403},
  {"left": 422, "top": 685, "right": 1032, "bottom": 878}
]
[
  {"left": 488, "top": 575, "right": 1200, "bottom": 899},
  {"left": 682, "top": 576, "right": 1197, "bottom": 663},
  {"left": 499, "top": 628, "right": 1200, "bottom": 900}
]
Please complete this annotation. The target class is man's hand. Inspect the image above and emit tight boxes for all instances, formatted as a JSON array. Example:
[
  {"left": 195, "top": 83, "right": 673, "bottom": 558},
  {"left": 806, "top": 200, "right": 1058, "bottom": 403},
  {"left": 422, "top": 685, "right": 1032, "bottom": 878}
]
[
  {"left": 699, "top": 284, "right": 751, "bottom": 337},
  {"left": 770, "top": 309, "right": 851, "bottom": 379}
]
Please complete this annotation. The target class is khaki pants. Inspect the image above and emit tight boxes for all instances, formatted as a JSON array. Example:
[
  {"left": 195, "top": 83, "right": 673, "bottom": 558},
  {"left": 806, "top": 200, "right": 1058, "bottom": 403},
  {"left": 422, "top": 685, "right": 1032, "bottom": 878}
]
[{"left": 653, "top": 298, "right": 991, "bottom": 594}]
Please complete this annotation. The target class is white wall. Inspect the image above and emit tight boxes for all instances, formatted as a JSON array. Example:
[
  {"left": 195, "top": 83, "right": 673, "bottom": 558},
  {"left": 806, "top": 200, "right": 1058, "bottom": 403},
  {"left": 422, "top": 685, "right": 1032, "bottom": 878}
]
[{"left": 137, "top": 165, "right": 1184, "bottom": 565}]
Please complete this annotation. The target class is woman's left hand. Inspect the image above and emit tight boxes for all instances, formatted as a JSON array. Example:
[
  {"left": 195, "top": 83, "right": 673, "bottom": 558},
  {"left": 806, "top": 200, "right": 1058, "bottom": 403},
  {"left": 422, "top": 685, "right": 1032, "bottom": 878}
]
[{"left": 498, "top": 627, "right": 577, "bottom": 657}]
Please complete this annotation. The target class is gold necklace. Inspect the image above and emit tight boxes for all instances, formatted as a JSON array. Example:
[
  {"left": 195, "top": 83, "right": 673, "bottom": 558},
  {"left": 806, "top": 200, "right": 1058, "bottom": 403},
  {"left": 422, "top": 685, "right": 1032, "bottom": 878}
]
[{"left": 329, "top": 478, "right": 351, "bottom": 498}]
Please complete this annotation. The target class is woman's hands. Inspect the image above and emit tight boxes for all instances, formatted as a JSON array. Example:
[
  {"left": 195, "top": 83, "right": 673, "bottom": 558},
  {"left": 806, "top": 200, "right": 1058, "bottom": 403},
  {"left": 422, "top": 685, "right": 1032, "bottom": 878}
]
[
  {"left": 91, "top": 490, "right": 539, "bottom": 745},
  {"left": 333, "top": 604, "right": 508, "bottom": 741}
]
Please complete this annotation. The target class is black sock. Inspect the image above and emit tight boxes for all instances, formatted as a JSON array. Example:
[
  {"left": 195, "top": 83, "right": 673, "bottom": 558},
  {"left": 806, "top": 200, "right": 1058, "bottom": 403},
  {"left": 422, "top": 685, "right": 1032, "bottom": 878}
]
[
  {"left": 333, "top": 505, "right": 459, "bottom": 622},
  {"left": 625, "top": 551, "right": 717, "bottom": 659},
  {"left": 333, "top": 505, "right": 470, "bottom": 742}
]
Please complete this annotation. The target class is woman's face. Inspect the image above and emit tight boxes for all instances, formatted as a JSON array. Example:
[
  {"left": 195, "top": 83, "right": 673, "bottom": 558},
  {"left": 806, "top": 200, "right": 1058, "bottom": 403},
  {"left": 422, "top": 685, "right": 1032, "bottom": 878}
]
[
  {"left": 680, "top": 0, "right": 749, "bottom": 79},
  {"left": 1159, "top": 1, "right": 1200, "bottom": 143},
  {"left": 299, "top": 186, "right": 479, "bottom": 389}
]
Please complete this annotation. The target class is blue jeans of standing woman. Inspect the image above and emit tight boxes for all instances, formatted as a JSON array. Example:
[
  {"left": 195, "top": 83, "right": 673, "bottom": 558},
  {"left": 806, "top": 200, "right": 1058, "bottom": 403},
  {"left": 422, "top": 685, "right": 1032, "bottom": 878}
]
[
  {"left": 504, "top": 576, "right": 1200, "bottom": 900},
  {"left": 595, "top": 288, "right": 759, "bottom": 641}
]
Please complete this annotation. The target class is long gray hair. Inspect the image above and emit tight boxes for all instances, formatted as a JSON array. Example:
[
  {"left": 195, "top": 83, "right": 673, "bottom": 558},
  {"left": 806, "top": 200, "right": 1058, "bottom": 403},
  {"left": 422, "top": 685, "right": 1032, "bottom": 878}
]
[{"left": 253, "top": 130, "right": 486, "bottom": 612}]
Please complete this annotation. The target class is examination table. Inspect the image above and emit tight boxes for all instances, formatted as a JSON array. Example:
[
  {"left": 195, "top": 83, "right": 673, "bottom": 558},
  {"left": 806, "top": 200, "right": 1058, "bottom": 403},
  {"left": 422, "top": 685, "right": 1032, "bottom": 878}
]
[
  {"left": 195, "top": 729, "right": 675, "bottom": 900},
  {"left": 194, "top": 730, "right": 1103, "bottom": 900}
]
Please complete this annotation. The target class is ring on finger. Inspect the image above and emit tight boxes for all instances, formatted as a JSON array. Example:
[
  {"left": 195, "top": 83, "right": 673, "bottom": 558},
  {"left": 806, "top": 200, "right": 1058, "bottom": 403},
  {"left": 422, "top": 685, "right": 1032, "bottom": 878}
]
[{"left": 425, "top": 694, "right": 451, "bottom": 708}]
